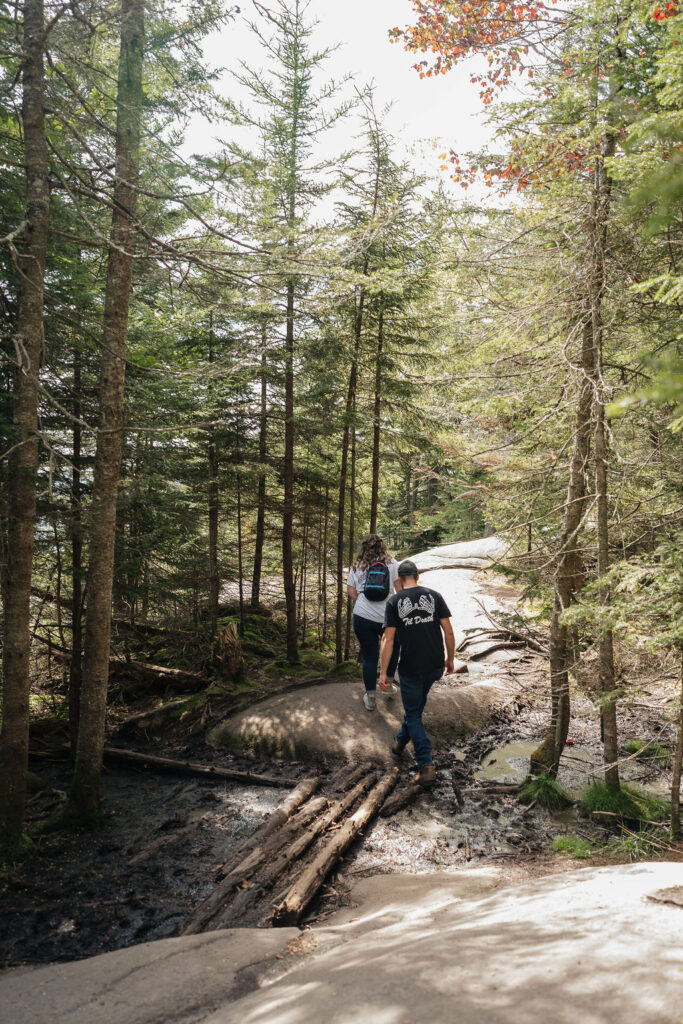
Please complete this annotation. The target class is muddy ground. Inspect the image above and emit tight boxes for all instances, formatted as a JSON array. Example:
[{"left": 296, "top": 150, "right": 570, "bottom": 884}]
[{"left": 1, "top": 653, "right": 678, "bottom": 970}]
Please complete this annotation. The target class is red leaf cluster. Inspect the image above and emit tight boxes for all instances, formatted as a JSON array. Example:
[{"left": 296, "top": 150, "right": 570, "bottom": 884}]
[{"left": 652, "top": 1, "right": 678, "bottom": 20}]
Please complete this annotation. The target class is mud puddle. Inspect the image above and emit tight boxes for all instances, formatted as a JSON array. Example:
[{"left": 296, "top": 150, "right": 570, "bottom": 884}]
[{"left": 0, "top": 744, "right": 309, "bottom": 968}]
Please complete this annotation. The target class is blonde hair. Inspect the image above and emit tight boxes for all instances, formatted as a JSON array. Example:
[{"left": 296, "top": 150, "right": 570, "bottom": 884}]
[{"left": 353, "top": 534, "right": 392, "bottom": 571}]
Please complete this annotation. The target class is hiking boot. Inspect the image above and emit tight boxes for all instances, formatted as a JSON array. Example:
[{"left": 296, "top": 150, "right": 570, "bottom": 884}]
[
  {"left": 417, "top": 764, "right": 436, "bottom": 788},
  {"left": 363, "top": 691, "right": 376, "bottom": 711},
  {"left": 391, "top": 740, "right": 406, "bottom": 758}
]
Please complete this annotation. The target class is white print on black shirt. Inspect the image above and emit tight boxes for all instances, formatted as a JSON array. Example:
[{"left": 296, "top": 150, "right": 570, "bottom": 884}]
[{"left": 397, "top": 593, "right": 436, "bottom": 625}]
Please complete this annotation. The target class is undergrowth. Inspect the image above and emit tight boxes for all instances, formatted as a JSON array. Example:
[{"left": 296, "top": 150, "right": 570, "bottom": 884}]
[
  {"left": 552, "top": 835, "right": 596, "bottom": 859},
  {"left": 581, "top": 781, "right": 670, "bottom": 825},
  {"left": 519, "top": 773, "right": 572, "bottom": 809},
  {"left": 623, "top": 738, "right": 672, "bottom": 769}
]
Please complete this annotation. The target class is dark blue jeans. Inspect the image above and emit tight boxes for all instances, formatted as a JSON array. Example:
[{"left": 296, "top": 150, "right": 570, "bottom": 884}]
[
  {"left": 395, "top": 673, "right": 438, "bottom": 767},
  {"left": 353, "top": 614, "right": 399, "bottom": 693}
]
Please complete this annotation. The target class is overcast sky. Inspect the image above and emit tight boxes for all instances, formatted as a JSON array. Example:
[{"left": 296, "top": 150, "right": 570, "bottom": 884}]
[{"left": 184, "top": 0, "right": 494, "bottom": 195}]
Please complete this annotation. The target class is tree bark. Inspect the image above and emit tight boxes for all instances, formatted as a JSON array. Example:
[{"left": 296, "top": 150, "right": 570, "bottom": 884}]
[
  {"left": 207, "top": 316, "right": 219, "bottom": 640},
  {"left": 69, "top": 347, "right": 83, "bottom": 753},
  {"left": 590, "top": 137, "right": 620, "bottom": 791},
  {"left": 335, "top": 289, "right": 363, "bottom": 663},
  {"left": 344, "top": 408, "right": 356, "bottom": 661},
  {"left": 0, "top": 0, "right": 50, "bottom": 851},
  {"left": 530, "top": 319, "right": 594, "bottom": 776},
  {"left": 251, "top": 336, "right": 267, "bottom": 607},
  {"left": 369, "top": 303, "right": 384, "bottom": 534},
  {"left": 322, "top": 479, "right": 329, "bottom": 643},
  {"left": 68, "top": 0, "right": 145, "bottom": 823},
  {"left": 670, "top": 649, "right": 683, "bottom": 842},
  {"left": 282, "top": 279, "right": 298, "bottom": 662}
]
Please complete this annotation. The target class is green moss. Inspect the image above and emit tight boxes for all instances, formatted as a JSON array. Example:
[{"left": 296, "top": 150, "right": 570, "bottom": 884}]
[
  {"left": 529, "top": 734, "right": 556, "bottom": 774},
  {"left": 326, "top": 659, "right": 360, "bottom": 681},
  {"left": 581, "top": 781, "right": 670, "bottom": 824},
  {"left": 519, "top": 772, "right": 572, "bottom": 809},
  {"left": 552, "top": 835, "right": 596, "bottom": 859}
]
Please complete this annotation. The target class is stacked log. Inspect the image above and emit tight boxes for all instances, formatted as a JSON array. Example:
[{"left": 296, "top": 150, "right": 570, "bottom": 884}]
[{"left": 181, "top": 763, "right": 398, "bottom": 934}]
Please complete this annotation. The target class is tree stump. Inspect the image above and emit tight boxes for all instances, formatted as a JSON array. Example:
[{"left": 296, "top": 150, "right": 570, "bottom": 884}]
[{"left": 212, "top": 622, "right": 244, "bottom": 679}]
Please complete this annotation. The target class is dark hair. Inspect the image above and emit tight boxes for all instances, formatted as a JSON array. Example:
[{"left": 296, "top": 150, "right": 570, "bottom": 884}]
[{"left": 354, "top": 534, "right": 392, "bottom": 571}]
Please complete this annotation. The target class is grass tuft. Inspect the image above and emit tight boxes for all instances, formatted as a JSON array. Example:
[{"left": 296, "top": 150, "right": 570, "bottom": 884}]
[
  {"left": 519, "top": 772, "right": 572, "bottom": 809},
  {"left": 581, "top": 780, "right": 670, "bottom": 824},
  {"left": 606, "top": 828, "right": 664, "bottom": 862},
  {"left": 552, "top": 834, "right": 596, "bottom": 859}
]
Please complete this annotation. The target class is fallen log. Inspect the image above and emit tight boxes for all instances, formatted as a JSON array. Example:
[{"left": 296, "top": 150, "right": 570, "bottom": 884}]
[
  {"left": 182, "top": 793, "right": 329, "bottom": 935},
  {"left": 472, "top": 600, "right": 549, "bottom": 657},
  {"left": 214, "top": 774, "right": 322, "bottom": 880},
  {"left": 209, "top": 774, "right": 377, "bottom": 931},
  {"left": 109, "top": 660, "right": 209, "bottom": 693},
  {"left": 272, "top": 767, "right": 399, "bottom": 926},
  {"left": 466, "top": 641, "right": 526, "bottom": 662},
  {"left": 100, "top": 746, "right": 293, "bottom": 788},
  {"left": 379, "top": 782, "right": 423, "bottom": 818},
  {"left": 212, "top": 765, "right": 362, "bottom": 884},
  {"left": 215, "top": 794, "right": 329, "bottom": 883}
]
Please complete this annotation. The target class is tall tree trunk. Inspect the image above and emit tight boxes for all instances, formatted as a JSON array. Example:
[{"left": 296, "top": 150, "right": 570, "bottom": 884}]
[
  {"left": 68, "top": 0, "right": 144, "bottom": 823},
  {"left": 251, "top": 337, "right": 267, "bottom": 608},
  {"left": 530, "top": 319, "right": 594, "bottom": 777},
  {"left": 282, "top": 280, "right": 298, "bottom": 662},
  {"left": 0, "top": 0, "right": 50, "bottom": 851},
  {"left": 344, "top": 412, "right": 356, "bottom": 661},
  {"left": 335, "top": 289, "right": 363, "bottom": 663},
  {"left": 322, "top": 479, "right": 329, "bottom": 643},
  {"left": 235, "top": 420, "right": 245, "bottom": 638},
  {"left": 369, "top": 304, "right": 384, "bottom": 534},
  {"left": 207, "top": 318, "right": 219, "bottom": 640},
  {"left": 671, "top": 648, "right": 683, "bottom": 842},
  {"left": 69, "top": 344, "right": 83, "bottom": 753},
  {"left": 590, "top": 138, "right": 619, "bottom": 791}
]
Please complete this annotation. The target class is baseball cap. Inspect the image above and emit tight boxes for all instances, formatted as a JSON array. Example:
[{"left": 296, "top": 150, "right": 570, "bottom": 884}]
[{"left": 397, "top": 559, "right": 419, "bottom": 577}]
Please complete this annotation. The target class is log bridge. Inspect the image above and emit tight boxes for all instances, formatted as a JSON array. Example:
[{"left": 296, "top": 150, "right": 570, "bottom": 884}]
[{"left": 181, "top": 763, "right": 399, "bottom": 932}]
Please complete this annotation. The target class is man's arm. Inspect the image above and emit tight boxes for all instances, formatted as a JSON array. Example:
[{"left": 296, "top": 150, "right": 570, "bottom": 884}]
[
  {"left": 441, "top": 617, "right": 455, "bottom": 675},
  {"left": 378, "top": 626, "right": 397, "bottom": 691}
]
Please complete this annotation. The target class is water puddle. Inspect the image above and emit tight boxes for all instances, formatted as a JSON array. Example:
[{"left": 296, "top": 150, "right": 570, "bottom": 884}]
[{"left": 475, "top": 741, "right": 537, "bottom": 783}]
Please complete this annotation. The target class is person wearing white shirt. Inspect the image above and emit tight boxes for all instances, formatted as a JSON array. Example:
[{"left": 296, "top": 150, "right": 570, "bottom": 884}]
[{"left": 346, "top": 534, "right": 402, "bottom": 711}]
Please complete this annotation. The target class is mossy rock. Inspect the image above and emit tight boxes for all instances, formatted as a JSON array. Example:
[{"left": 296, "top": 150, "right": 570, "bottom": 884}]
[{"left": 326, "top": 659, "right": 361, "bottom": 681}]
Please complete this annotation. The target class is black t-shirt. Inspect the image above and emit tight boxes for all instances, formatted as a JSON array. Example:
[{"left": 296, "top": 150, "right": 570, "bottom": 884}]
[{"left": 384, "top": 585, "right": 452, "bottom": 680}]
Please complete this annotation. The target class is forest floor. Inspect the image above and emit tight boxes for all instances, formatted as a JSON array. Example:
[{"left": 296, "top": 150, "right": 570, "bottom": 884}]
[
  {"left": 1, "top": 657, "right": 680, "bottom": 969},
  {"left": 2, "top": 538, "right": 681, "bottom": 971}
]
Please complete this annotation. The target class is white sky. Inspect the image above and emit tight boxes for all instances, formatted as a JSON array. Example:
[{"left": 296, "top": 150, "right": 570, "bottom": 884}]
[{"left": 184, "top": 0, "right": 495, "bottom": 196}]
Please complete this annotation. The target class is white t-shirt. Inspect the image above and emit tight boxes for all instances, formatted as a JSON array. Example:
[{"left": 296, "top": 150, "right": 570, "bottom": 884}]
[{"left": 347, "top": 559, "right": 399, "bottom": 624}]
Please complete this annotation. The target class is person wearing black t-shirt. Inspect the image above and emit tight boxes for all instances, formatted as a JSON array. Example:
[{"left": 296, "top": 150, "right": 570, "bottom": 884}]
[{"left": 378, "top": 559, "right": 455, "bottom": 787}]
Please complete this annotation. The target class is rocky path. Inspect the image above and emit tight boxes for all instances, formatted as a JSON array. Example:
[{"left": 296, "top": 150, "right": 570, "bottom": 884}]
[{"left": 210, "top": 536, "right": 528, "bottom": 762}]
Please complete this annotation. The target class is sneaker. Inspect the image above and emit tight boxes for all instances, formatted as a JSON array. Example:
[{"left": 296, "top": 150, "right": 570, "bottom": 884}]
[
  {"left": 416, "top": 764, "right": 436, "bottom": 788},
  {"left": 391, "top": 740, "right": 406, "bottom": 757},
  {"left": 383, "top": 680, "right": 399, "bottom": 698},
  {"left": 363, "top": 692, "right": 376, "bottom": 711}
]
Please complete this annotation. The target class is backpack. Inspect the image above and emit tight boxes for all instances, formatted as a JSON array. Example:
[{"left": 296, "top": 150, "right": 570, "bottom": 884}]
[{"left": 363, "top": 560, "right": 391, "bottom": 602}]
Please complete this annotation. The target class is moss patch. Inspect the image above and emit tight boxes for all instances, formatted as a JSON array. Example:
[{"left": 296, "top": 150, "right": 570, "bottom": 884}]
[{"left": 552, "top": 835, "right": 596, "bottom": 859}]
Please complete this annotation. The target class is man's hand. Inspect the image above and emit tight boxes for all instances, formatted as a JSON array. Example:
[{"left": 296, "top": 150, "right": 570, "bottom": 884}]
[
  {"left": 378, "top": 672, "right": 390, "bottom": 693},
  {"left": 445, "top": 658, "right": 455, "bottom": 676}
]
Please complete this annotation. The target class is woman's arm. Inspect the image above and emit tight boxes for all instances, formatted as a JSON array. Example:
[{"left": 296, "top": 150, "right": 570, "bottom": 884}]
[{"left": 347, "top": 585, "right": 358, "bottom": 601}]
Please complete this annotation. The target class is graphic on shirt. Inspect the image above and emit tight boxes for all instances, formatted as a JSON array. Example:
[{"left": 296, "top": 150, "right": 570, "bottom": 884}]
[{"left": 397, "top": 592, "right": 436, "bottom": 625}]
